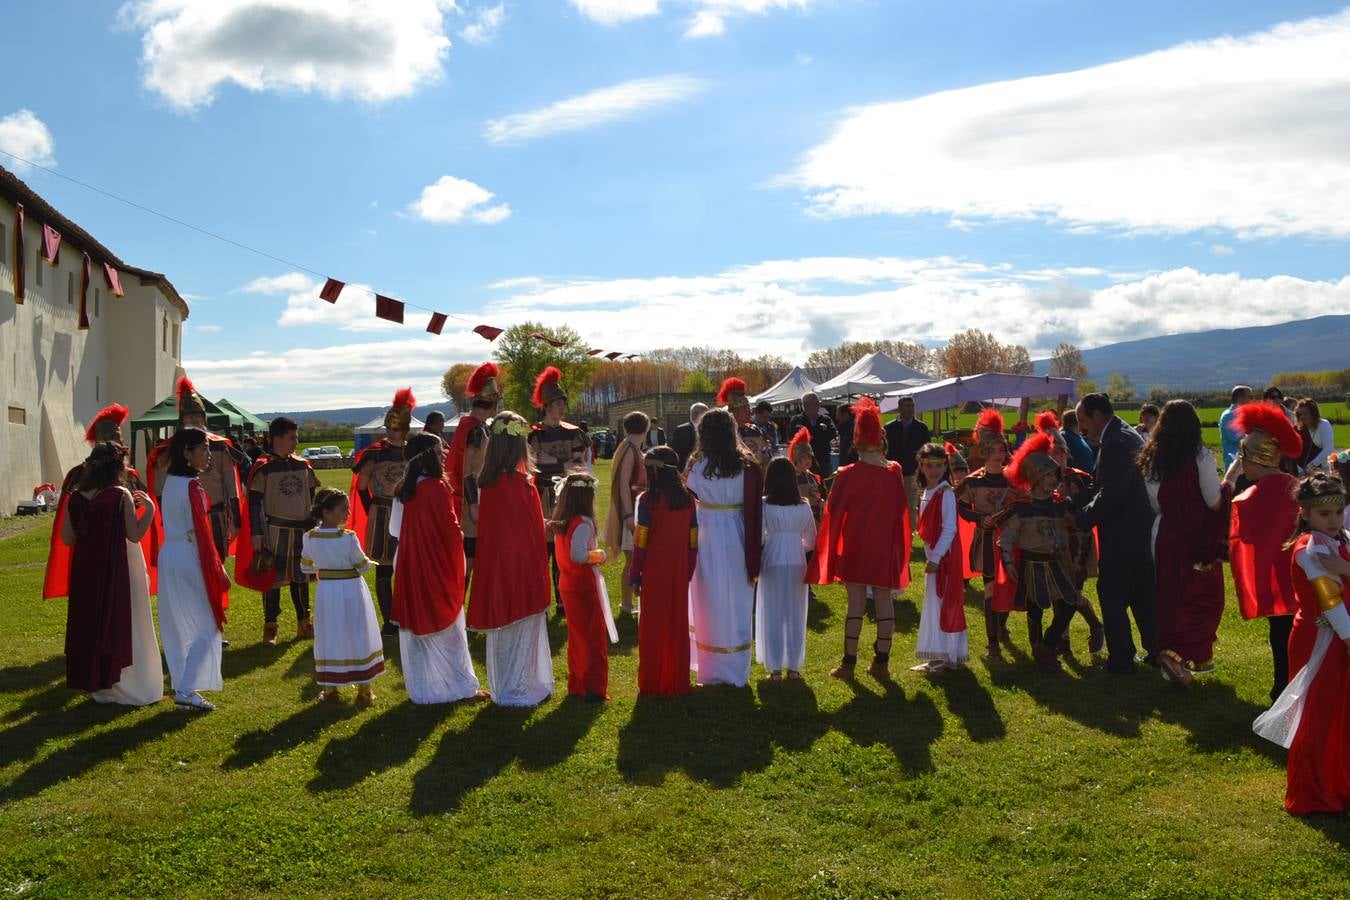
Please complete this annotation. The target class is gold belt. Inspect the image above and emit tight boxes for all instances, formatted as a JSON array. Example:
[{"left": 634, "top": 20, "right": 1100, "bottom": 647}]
[
  {"left": 701, "top": 502, "right": 742, "bottom": 511},
  {"left": 318, "top": 569, "right": 361, "bottom": 581}
]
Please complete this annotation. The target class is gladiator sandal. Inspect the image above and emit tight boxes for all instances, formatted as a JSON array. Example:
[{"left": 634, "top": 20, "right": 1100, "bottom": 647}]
[
  {"left": 318, "top": 687, "right": 344, "bottom": 705},
  {"left": 983, "top": 599, "right": 1001, "bottom": 660},
  {"left": 297, "top": 618, "right": 315, "bottom": 640},
  {"left": 867, "top": 641, "right": 892, "bottom": 681},
  {"left": 1033, "top": 642, "right": 1063, "bottom": 673},
  {"left": 355, "top": 684, "right": 375, "bottom": 706},
  {"left": 831, "top": 615, "right": 865, "bottom": 678},
  {"left": 262, "top": 622, "right": 279, "bottom": 646},
  {"left": 829, "top": 654, "right": 858, "bottom": 680},
  {"left": 1158, "top": 650, "right": 1193, "bottom": 688}
]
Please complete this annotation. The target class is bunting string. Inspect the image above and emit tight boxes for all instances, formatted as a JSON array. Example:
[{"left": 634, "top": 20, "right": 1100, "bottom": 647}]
[{"left": 0, "top": 148, "right": 646, "bottom": 359}]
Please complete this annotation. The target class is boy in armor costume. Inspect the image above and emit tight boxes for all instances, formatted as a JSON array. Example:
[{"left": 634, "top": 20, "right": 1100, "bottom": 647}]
[
  {"left": 447, "top": 363, "right": 502, "bottom": 586},
  {"left": 527, "top": 367, "right": 590, "bottom": 612},
  {"left": 718, "top": 377, "right": 768, "bottom": 466},
  {"left": 351, "top": 388, "right": 414, "bottom": 634},
  {"left": 957, "top": 408, "right": 1020, "bottom": 659}
]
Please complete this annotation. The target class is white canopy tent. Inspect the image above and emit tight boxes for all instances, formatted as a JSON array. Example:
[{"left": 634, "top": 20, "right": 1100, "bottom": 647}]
[
  {"left": 353, "top": 413, "right": 432, "bottom": 452},
  {"left": 750, "top": 366, "right": 820, "bottom": 407},
  {"left": 812, "top": 352, "right": 932, "bottom": 401},
  {"left": 880, "top": 373, "right": 1078, "bottom": 415}
]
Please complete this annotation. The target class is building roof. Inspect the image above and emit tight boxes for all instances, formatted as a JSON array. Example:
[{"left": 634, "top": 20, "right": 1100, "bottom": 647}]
[{"left": 0, "top": 163, "right": 189, "bottom": 319}]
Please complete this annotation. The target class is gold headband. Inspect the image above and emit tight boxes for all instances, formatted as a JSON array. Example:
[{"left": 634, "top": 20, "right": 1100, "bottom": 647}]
[{"left": 1301, "top": 494, "right": 1347, "bottom": 511}]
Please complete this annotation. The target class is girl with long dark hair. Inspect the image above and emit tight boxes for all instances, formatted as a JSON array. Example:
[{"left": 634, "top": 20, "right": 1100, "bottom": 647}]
[{"left": 755, "top": 457, "right": 816, "bottom": 681}]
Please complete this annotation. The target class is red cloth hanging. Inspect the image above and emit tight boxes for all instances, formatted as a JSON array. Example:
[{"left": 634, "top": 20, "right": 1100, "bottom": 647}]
[
  {"left": 473, "top": 324, "right": 503, "bottom": 341},
  {"left": 319, "top": 278, "right": 344, "bottom": 303},
  {"left": 426, "top": 312, "right": 447, "bottom": 334},
  {"left": 604, "top": 352, "right": 622, "bottom": 361},
  {"left": 187, "top": 480, "right": 230, "bottom": 629},
  {"left": 529, "top": 331, "right": 565, "bottom": 347},
  {"left": 392, "top": 477, "right": 467, "bottom": 635},
  {"left": 78, "top": 253, "right": 91, "bottom": 330},
  {"left": 375, "top": 294, "right": 404, "bottom": 323},
  {"left": 41, "top": 224, "right": 61, "bottom": 264},
  {"left": 587, "top": 349, "right": 603, "bottom": 356},
  {"left": 102, "top": 263, "right": 123, "bottom": 297},
  {"left": 466, "top": 471, "right": 551, "bottom": 630},
  {"left": 12, "top": 203, "right": 24, "bottom": 304}
]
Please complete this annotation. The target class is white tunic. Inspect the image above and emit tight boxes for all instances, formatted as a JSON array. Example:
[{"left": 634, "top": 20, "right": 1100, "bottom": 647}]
[
  {"left": 92, "top": 528, "right": 164, "bottom": 706},
  {"left": 300, "top": 528, "right": 385, "bottom": 687},
  {"left": 688, "top": 465, "right": 754, "bottom": 686},
  {"left": 915, "top": 485, "right": 969, "bottom": 665},
  {"left": 755, "top": 500, "right": 815, "bottom": 672},
  {"left": 156, "top": 475, "right": 223, "bottom": 694}
]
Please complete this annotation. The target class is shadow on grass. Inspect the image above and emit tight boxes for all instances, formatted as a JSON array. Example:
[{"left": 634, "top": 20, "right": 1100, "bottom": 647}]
[
  {"left": 222, "top": 701, "right": 359, "bottom": 771},
  {"left": 0, "top": 708, "right": 192, "bottom": 803},
  {"left": 220, "top": 640, "right": 288, "bottom": 681},
  {"left": 0, "top": 694, "right": 132, "bottom": 768},
  {"left": 307, "top": 699, "right": 456, "bottom": 793},
  {"left": 1302, "top": 813, "right": 1350, "bottom": 852},
  {"left": 616, "top": 686, "right": 780, "bottom": 788},
  {"left": 831, "top": 679, "right": 943, "bottom": 777},
  {"left": 409, "top": 704, "right": 532, "bottom": 815},
  {"left": 0, "top": 655, "right": 65, "bottom": 695},
  {"left": 806, "top": 590, "right": 834, "bottom": 633},
  {"left": 931, "top": 667, "right": 1006, "bottom": 743}
]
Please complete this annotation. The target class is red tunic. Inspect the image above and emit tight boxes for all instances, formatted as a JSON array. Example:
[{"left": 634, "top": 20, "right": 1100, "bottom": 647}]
[
  {"left": 64, "top": 489, "right": 134, "bottom": 692},
  {"left": 392, "top": 478, "right": 467, "bottom": 635},
  {"left": 918, "top": 484, "right": 965, "bottom": 633},
  {"left": 1284, "top": 534, "right": 1350, "bottom": 816},
  {"left": 45, "top": 464, "right": 158, "bottom": 599},
  {"left": 632, "top": 496, "right": 696, "bottom": 696},
  {"left": 1154, "top": 460, "right": 1228, "bottom": 666},
  {"left": 1230, "top": 473, "right": 1300, "bottom": 619},
  {"left": 232, "top": 455, "right": 279, "bottom": 592},
  {"left": 466, "top": 471, "right": 551, "bottom": 630},
  {"left": 811, "top": 460, "right": 911, "bottom": 590},
  {"left": 957, "top": 517, "right": 977, "bottom": 580},
  {"left": 555, "top": 517, "right": 608, "bottom": 698}
]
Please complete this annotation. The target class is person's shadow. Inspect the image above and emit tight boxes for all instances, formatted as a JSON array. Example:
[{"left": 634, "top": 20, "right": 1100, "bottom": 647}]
[
  {"left": 0, "top": 655, "right": 66, "bottom": 695},
  {"left": 829, "top": 679, "right": 943, "bottom": 777},
  {"left": 222, "top": 702, "right": 359, "bottom": 771},
  {"left": 616, "top": 686, "right": 775, "bottom": 788},
  {"left": 930, "top": 666, "right": 1006, "bottom": 743},
  {"left": 307, "top": 699, "right": 458, "bottom": 793}
]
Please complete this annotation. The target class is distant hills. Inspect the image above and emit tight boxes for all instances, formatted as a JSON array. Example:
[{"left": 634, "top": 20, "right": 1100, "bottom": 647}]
[
  {"left": 259, "top": 400, "right": 461, "bottom": 426},
  {"left": 1036, "top": 314, "right": 1350, "bottom": 389}
]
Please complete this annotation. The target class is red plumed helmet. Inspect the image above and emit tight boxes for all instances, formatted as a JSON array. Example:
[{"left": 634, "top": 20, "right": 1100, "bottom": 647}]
[
  {"left": 788, "top": 427, "right": 813, "bottom": 461},
  {"left": 1034, "top": 410, "right": 1061, "bottom": 434},
  {"left": 852, "top": 396, "right": 883, "bottom": 449},
  {"left": 943, "top": 441, "right": 958, "bottom": 455},
  {"left": 1234, "top": 402, "right": 1302, "bottom": 459},
  {"left": 532, "top": 366, "right": 564, "bottom": 409},
  {"left": 175, "top": 375, "right": 196, "bottom": 400},
  {"left": 466, "top": 362, "right": 500, "bottom": 398},
  {"left": 85, "top": 403, "right": 130, "bottom": 444},
  {"left": 1005, "top": 432, "right": 1056, "bottom": 489},
  {"left": 384, "top": 387, "right": 416, "bottom": 430},
  {"left": 391, "top": 387, "right": 416, "bottom": 412},
  {"left": 716, "top": 377, "right": 749, "bottom": 408},
  {"left": 976, "top": 407, "right": 1005, "bottom": 437}
]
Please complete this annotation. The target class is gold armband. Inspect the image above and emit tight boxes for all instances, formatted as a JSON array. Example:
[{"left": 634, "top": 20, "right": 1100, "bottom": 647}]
[
  {"left": 586, "top": 549, "right": 606, "bottom": 566},
  {"left": 1311, "top": 576, "right": 1345, "bottom": 612}
]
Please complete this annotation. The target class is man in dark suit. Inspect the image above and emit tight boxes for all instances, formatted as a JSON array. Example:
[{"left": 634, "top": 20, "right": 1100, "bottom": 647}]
[
  {"left": 670, "top": 402, "right": 707, "bottom": 472},
  {"left": 1072, "top": 392, "right": 1157, "bottom": 674},
  {"left": 788, "top": 392, "right": 838, "bottom": 478},
  {"left": 883, "top": 394, "right": 931, "bottom": 526}
]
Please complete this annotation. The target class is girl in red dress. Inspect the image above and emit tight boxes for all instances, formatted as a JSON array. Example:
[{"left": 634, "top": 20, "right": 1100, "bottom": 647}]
[
  {"left": 550, "top": 473, "right": 614, "bottom": 701},
  {"left": 811, "top": 396, "right": 911, "bottom": 681},
  {"left": 629, "top": 446, "right": 699, "bottom": 695},
  {"left": 466, "top": 412, "right": 555, "bottom": 707},
  {"left": 1253, "top": 472, "right": 1350, "bottom": 815}
]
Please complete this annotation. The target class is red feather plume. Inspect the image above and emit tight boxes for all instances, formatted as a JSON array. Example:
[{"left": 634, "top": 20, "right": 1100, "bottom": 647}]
[
  {"left": 1233, "top": 402, "right": 1302, "bottom": 459},
  {"left": 391, "top": 387, "right": 416, "bottom": 411},
  {"left": 976, "top": 407, "right": 1005, "bottom": 436},
  {"left": 84, "top": 403, "right": 130, "bottom": 444},
  {"left": 1034, "top": 410, "right": 1060, "bottom": 434},
  {"left": 532, "top": 366, "right": 563, "bottom": 409},
  {"left": 175, "top": 375, "right": 196, "bottom": 401},
  {"left": 716, "top": 377, "right": 748, "bottom": 406},
  {"left": 1005, "top": 432, "right": 1054, "bottom": 488},
  {"left": 853, "top": 396, "right": 883, "bottom": 449},
  {"left": 788, "top": 427, "right": 812, "bottom": 460},
  {"left": 466, "top": 362, "right": 499, "bottom": 397}
]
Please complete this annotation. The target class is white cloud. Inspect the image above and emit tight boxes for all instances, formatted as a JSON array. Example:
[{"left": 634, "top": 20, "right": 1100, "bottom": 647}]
[
  {"left": 0, "top": 109, "right": 56, "bottom": 169},
  {"left": 789, "top": 9, "right": 1350, "bottom": 239},
  {"left": 407, "top": 175, "right": 511, "bottom": 224},
  {"left": 569, "top": 0, "right": 658, "bottom": 25},
  {"left": 568, "top": 0, "right": 814, "bottom": 34},
  {"left": 459, "top": 3, "right": 506, "bottom": 44},
  {"left": 685, "top": 10, "right": 724, "bottom": 37},
  {"left": 119, "top": 0, "right": 456, "bottom": 110},
  {"left": 241, "top": 272, "right": 317, "bottom": 294},
  {"left": 484, "top": 74, "right": 707, "bottom": 144},
  {"left": 1211, "top": 244, "right": 1235, "bottom": 256}
]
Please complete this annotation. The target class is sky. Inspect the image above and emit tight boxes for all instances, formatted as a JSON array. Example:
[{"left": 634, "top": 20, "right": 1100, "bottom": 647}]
[{"left": 3, "top": 0, "right": 1350, "bottom": 411}]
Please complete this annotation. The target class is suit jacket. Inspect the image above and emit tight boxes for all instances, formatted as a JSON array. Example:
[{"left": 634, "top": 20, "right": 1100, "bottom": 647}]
[
  {"left": 670, "top": 422, "right": 697, "bottom": 472},
  {"left": 1073, "top": 416, "right": 1155, "bottom": 570},
  {"left": 883, "top": 417, "right": 931, "bottom": 476}
]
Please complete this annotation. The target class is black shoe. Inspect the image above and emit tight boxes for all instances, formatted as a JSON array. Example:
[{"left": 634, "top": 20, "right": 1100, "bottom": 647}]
[
  {"left": 221, "top": 638, "right": 231, "bottom": 649},
  {"left": 381, "top": 622, "right": 398, "bottom": 637}
]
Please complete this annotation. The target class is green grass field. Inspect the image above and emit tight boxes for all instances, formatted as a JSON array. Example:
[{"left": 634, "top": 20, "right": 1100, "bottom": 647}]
[{"left": 2, "top": 461, "right": 1347, "bottom": 897}]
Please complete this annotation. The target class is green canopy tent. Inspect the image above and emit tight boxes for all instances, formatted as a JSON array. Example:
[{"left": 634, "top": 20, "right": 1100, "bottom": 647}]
[
  {"left": 214, "top": 397, "right": 268, "bottom": 433},
  {"left": 129, "top": 395, "right": 236, "bottom": 466}
]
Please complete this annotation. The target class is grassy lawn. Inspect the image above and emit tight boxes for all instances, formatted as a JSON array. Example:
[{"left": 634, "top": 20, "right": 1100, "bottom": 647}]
[{"left": 2, "top": 460, "right": 1348, "bottom": 897}]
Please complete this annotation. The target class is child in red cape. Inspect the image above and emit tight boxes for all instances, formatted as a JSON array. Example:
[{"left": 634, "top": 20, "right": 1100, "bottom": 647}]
[
  {"left": 551, "top": 472, "right": 616, "bottom": 701},
  {"left": 912, "top": 442, "right": 967, "bottom": 673}
]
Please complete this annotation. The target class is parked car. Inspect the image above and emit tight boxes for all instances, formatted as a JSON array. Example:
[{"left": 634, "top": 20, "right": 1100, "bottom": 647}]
[{"left": 302, "top": 446, "right": 344, "bottom": 461}]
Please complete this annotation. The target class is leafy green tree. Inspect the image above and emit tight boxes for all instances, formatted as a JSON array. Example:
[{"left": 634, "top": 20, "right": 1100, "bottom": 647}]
[
  {"left": 1105, "top": 372, "right": 1134, "bottom": 402},
  {"left": 678, "top": 370, "right": 716, "bottom": 393},
  {"left": 493, "top": 323, "right": 600, "bottom": 417}
]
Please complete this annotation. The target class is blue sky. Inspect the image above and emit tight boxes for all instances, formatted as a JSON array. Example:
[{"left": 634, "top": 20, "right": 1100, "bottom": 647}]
[{"left": 3, "top": 0, "right": 1349, "bottom": 411}]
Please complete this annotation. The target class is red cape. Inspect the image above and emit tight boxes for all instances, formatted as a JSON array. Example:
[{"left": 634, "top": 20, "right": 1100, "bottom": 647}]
[
  {"left": 392, "top": 478, "right": 466, "bottom": 635},
  {"left": 232, "top": 455, "right": 283, "bottom": 593},
  {"left": 64, "top": 488, "right": 133, "bottom": 691},
  {"left": 44, "top": 464, "right": 158, "bottom": 599},
  {"left": 918, "top": 484, "right": 966, "bottom": 632},
  {"left": 349, "top": 440, "right": 398, "bottom": 555},
  {"left": 188, "top": 479, "right": 231, "bottom": 629},
  {"left": 466, "top": 471, "right": 551, "bottom": 630},
  {"left": 446, "top": 416, "right": 478, "bottom": 497},
  {"left": 811, "top": 460, "right": 911, "bottom": 590},
  {"left": 1230, "top": 473, "right": 1300, "bottom": 619}
]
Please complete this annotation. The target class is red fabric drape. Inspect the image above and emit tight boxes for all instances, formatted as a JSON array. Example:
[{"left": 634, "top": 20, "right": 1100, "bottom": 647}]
[
  {"left": 466, "top": 471, "right": 551, "bottom": 630},
  {"left": 188, "top": 480, "right": 230, "bottom": 629},
  {"left": 392, "top": 477, "right": 467, "bottom": 634},
  {"left": 375, "top": 294, "right": 404, "bottom": 323},
  {"left": 64, "top": 489, "right": 133, "bottom": 692},
  {"left": 45, "top": 465, "right": 157, "bottom": 599},
  {"left": 1230, "top": 473, "right": 1301, "bottom": 619},
  {"left": 918, "top": 484, "right": 966, "bottom": 633},
  {"left": 742, "top": 462, "right": 763, "bottom": 581},
  {"left": 78, "top": 253, "right": 91, "bottom": 330},
  {"left": 473, "top": 325, "right": 503, "bottom": 341},
  {"left": 426, "top": 312, "right": 447, "bottom": 334},
  {"left": 13, "top": 203, "right": 24, "bottom": 304},
  {"left": 41, "top": 224, "right": 61, "bottom": 264},
  {"left": 1154, "top": 461, "right": 1228, "bottom": 664},
  {"left": 102, "top": 262, "right": 123, "bottom": 297},
  {"left": 232, "top": 456, "right": 276, "bottom": 592},
  {"left": 555, "top": 517, "right": 608, "bottom": 698},
  {"left": 319, "top": 278, "right": 344, "bottom": 302},
  {"left": 636, "top": 497, "right": 695, "bottom": 695},
  {"left": 811, "top": 461, "right": 911, "bottom": 590}
]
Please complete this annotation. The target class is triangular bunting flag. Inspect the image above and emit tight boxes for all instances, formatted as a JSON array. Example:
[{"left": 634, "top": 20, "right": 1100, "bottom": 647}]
[
  {"left": 319, "top": 278, "right": 344, "bottom": 303},
  {"left": 587, "top": 349, "right": 603, "bottom": 356},
  {"left": 426, "top": 312, "right": 448, "bottom": 335},
  {"left": 624, "top": 354, "right": 640, "bottom": 359},
  {"left": 102, "top": 263, "right": 124, "bottom": 297},
  {"left": 529, "top": 331, "right": 565, "bottom": 348},
  {"left": 375, "top": 295, "right": 404, "bottom": 324},
  {"left": 40, "top": 225, "right": 61, "bottom": 265},
  {"left": 474, "top": 325, "right": 504, "bottom": 341},
  {"left": 605, "top": 352, "right": 623, "bottom": 361}
]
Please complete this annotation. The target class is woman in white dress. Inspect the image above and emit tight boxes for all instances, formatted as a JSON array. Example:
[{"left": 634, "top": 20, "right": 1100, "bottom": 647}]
[
  {"left": 390, "top": 434, "right": 487, "bottom": 705},
  {"left": 157, "top": 428, "right": 231, "bottom": 711},
  {"left": 302, "top": 487, "right": 385, "bottom": 705},
  {"left": 687, "top": 408, "right": 763, "bottom": 687},
  {"left": 755, "top": 458, "right": 817, "bottom": 681},
  {"left": 60, "top": 442, "right": 164, "bottom": 706},
  {"left": 913, "top": 444, "right": 969, "bottom": 671}
]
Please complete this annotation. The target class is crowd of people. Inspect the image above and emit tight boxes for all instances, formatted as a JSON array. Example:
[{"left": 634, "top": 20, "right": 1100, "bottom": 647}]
[{"left": 41, "top": 368, "right": 1350, "bottom": 817}]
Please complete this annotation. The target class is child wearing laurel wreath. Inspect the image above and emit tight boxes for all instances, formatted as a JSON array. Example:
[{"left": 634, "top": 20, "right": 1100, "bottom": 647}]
[
  {"left": 550, "top": 472, "right": 617, "bottom": 700},
  {"left": 466, "top": 411, "right": 555, "bottom": 707},
  {"left": 912, "top": 443, "right": 968, "bottom": 673}
]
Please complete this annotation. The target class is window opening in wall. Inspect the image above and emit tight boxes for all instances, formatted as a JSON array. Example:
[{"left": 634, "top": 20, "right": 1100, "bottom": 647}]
[
  {"left": 94, "top": 288, "right": 100, "bottom": 317},
  {"left": 34, "top": 249, "right": 42, "bottom": 287},
  {"left": 173, "top": 322, "right": 180, "bottom": 358},
  {"left": 162, "top": 315, "right": 168, "bottom": 352},
  {"left": 67, "top": 272, "right": 74, "bottom": 305},
  {"left": 8, "top": 407, "right": 26, "bottom": 426},
  {"left": 96, "top": 375, "right": 101, "bottom": 402},
  {"left": 0, "top": 222, "right": 6, "bottom": 264}
]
